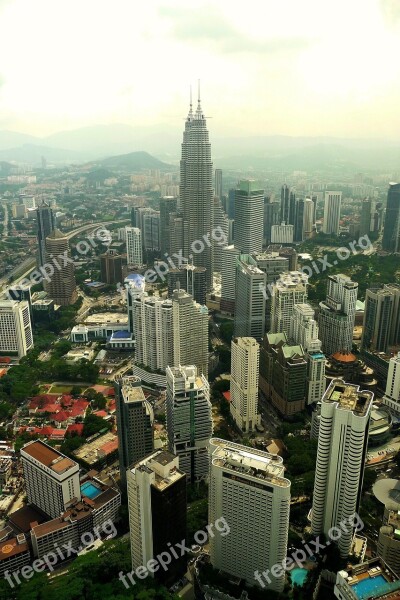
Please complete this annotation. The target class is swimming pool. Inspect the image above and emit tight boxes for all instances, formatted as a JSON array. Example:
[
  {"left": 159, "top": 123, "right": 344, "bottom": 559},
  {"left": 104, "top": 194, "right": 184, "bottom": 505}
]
[
  {"left": 351, "top": 575, "right": 390, "bottom": 599},
  {"left": 291, "top": 568, "right": 308, "bottom": 587},
  {"left": 81, "top": 481, "right": 102, "bottom": 500}
]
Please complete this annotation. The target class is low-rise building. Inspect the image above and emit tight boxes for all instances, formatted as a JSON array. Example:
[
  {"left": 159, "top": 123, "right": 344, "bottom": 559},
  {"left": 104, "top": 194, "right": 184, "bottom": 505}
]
[{"left": 334, "top": 557, "right": 400, "bottom": 600}]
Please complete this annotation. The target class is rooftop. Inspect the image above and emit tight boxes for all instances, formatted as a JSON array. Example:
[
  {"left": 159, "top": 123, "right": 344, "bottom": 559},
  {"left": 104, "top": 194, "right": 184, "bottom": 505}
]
[
  {"left": 0, "top": 536, "right": 29, "bottom": 560},
  {"left": 324, "top": 379, "right": 373, "bottom": 417},
  {"left": 210, "top": 438, "right": 290, "bottom": 488},
  {"left": 338, "top": 557, "right": 400, "bottom": 600},
  {"left": 21, "top": 440, "right": 77, "bottom": 474},
  {"left": 134, "top": 450, "right": 186, "bottom": 491}
]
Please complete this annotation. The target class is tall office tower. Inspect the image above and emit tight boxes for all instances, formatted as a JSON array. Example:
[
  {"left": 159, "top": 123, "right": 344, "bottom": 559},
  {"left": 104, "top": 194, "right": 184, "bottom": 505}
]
[
  {"left": 21, "top": 440, "right": 81, "bottom": 519},
  {"left": 100, "top": 251, "right": 123, "bottom": 285},
  {"left": 382, "top": 353, "right": 400, "bottom": 415},
  {"left": 234, "top": 255, "right": 266, "bottom": 340},
  {"left": 267, "top": 245, "right": 298, "bottom": 271},
  {"left": 263, "top": 198, "right": 281, "bottom": 244},
  {"left": 374, "top": 201, "right": 384, "bottom": 233},
  {"left": 169, "top": 214, "right": 184, "bottom": 258},
  {"left": 115, "top": 376, "right": 154, "bottom": 487},
  {"left": 159, "top": 196, "right": 177, "bottom": 256},
  {"left": 166, "top": 365, "right": 212, "bottom": 482},
  {"left": 226, "top": 188, "right": 235, "bottom": 220},
  {"left": 311, "top": 379, "right": 373, "bottom": 557},
  {"left": 318, "top": 274, "right": 358, "bottom": 356},
  {"left": 382, "top": 183, "right": 400, "bottom": 252},
  {"left": 271, "top": 223, "right": 294, "bottom": 244},
  {"left": 45, "top": 229, "right": 77, "bottom": 306},
  {"left": 220, "top": 245, "right": 240, "bottom": 314},
  {"left": 253, "top": 251, "right": 289, "bottom": 331},
  {"left": 130, "top": 206, "right": 136, "bottom": 227},
  {"left": 36, "top": 200, "right": 55, "bottom": 268},
  {"left": 361, "top": 284, "right": 400, "bottom": 353},
  {"left": 209, "top": 438, "right": 291, "bottom": 593},
  {"left": 280, "top": 184, "right": 296, "bottom": 225},
  {"left": 360, "top": 197, "right": 374, "bottom": 237},
  {"left": 215, "top": 168, "right": 222, "bottom": 199},
  {"left": 234, "top": 180, "right": 264, "bottom": 254},
  {"left": 213, "top": 197, "right": 229, "bottom": 271},
  {"left": 270, "top": 271, "right": 308, "bottom": 337},
  {"left": 230, "top": 337, "right": 261, "bottom": 432},
  {"left": 133, "top": 293, "right": 173, "bottom": 371},
  {"left": 290, "top": 304, "right": 326, "bottom": 405},
  {"left": 125, "top": 273, "right": 146, "bottom": 335},
  {"left": 294, "top": 198, "right": 305, "bottom": 242},
  {"left": 126, "top": 227, "right": 143, "bottom": 267},
  {"left": 259, "top": 333, "right": 307, "bottom": 416},
  {"left": 322, "top": 191, "right": 342, "bottom": 235},
  {"left": 0, "top": 300, "right": 33, "bottom": 358},
  {"left": 377, "top": 507, "right": 400, "bottom": 576},
  {"left": 142, "top": 211, "right": 160, "bottom": 252},
  {"left": 180, "top": 92, "right": 213, "bottom": 291},
  {"left": 127, "top": 450, "right": 187, "bottom": 585},
  {"left": 303, "top": 197, "right": 315, "bottom": 239},
  {"left": 167, "top": 264, "right": 207, "bottom": 306},
  {"left": 172, "top": 289, "right": 209, "bottom": 377}
]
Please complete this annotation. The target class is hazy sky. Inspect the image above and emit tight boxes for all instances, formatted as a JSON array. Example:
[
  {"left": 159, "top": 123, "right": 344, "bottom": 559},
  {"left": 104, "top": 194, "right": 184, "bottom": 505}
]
[{"left": 1, "top": 0, "right": 400, "bottom": 138}]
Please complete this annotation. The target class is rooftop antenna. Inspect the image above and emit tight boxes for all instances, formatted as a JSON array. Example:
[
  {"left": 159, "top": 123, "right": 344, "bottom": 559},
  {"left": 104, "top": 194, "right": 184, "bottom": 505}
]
[{"left": 197, "top": 79, "right": 201, "bottom": 110}]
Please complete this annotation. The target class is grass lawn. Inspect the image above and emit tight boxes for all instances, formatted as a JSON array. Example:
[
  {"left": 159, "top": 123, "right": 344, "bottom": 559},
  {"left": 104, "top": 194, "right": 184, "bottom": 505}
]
[{"left": 48, "top": 384, "right": 73, "bottom": 394}]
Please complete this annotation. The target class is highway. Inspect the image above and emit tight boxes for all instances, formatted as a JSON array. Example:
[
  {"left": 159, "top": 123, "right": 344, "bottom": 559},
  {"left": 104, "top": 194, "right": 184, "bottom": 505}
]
[{"left": 0, "top": 220, "right": 126, "bottom": 293}]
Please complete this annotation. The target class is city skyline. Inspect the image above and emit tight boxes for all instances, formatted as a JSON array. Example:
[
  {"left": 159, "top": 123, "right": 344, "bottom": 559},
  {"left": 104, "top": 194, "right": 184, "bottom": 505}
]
[{"left": 0, "top": 0, "right": 400, "bottom": 139}]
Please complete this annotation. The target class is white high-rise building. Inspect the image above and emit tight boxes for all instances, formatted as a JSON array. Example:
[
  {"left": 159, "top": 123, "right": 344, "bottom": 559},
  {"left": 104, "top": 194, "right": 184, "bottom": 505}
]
[
  {"left": 311, "top": 379, "right": 373, "bottom": 557},
  {"left": 234, "top": 256, "right": 266, "bottom": 340},
  {"left": 270, "top": 272, "right": 308, "bottom": 337},
  {"left": 303, "top": 197, "right": 315, "bottom": 238},
  {"left": 0, "top": 300, "right": 33, "bottom": 358},
  {"left": 290, "top": 303, "right": 326, "bottom": 405},
  {"left": 166, "top": 365, "right": 213, "bottom": 482},
  {"left": 21, "top": 440, "right": 81, "bottom": 519},
  {"left": 234, "top": 180, "right": 264, "bottom": 254},
  {"left": 230, "top": 337, "right": 261, "bottom": 433},
  {"left": 382, "top": 352, "right": 400, "bottom": 415},
  {"left": 271, "top": 223, "right": 294, "bottom": 244},
  {"left": 126, "top": 227, "right": 143, "bottom": 267},
  {"left": 172, "top": 289, "right": 209, "bottom": 377},
  {"left": 318, "top": 274, "right": 358, "bottom": 356},
  {"left": 133, "top": 293, "right": 173, "bottom": 371},
  {"left": 209, "top": 438, "right": 291, "bottom": 593},
  {"left": 322, "top": 191, "right": 342, "bottom": 235}
]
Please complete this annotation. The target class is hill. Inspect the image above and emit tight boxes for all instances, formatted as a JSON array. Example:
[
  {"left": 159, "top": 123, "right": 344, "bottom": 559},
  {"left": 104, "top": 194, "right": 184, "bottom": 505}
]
[{"left": 91, "top": 151, "right": 172, "bottom": 171}]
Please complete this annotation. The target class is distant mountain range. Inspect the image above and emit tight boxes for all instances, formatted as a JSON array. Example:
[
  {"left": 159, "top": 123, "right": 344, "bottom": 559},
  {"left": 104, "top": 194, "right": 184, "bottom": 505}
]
[{"left": 0, "top": 124, "right": 399, "bottom": 171}]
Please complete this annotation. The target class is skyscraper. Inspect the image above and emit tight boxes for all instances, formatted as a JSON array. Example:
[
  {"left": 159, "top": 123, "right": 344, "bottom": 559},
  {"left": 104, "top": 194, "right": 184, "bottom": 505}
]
[
  {"left": 36, "top": 200, "right": 55, "bottom": 268},
  {"left": 45, "top": 229, "right": 77, "bottom": 306},
  {"left": 100, "top": 251, "right": 123, "bottom": 285},
  {"left": 142, "top": 211, "right": 160, "bottom": 252},
  {"left": 233, "top": 255, "right": 266, "bottom": 339},
  {"left": 360, "top": 198, "right": 374, "bottom": 237},
  {"left": 294, "top": 198, "right": 305, "bottom": 242},
  {"left": 361, "top": 284, "right": 400, "bottom": 353},
  {"left": 115, "top": 376, "right": 154, "bottom": 487},
  {"left": 166, "top": 365, "right": 213, "bottom": 482},
  {"left": 263, "top": 198, "right": 281, "bottom": 244},
  {"left": 180, "top": 91, "right": 214, "bottom": 290},
  {"left": 125, "top": 227, "right": 143, "bottom": 267},
  {"left": 21, "top": 440, "right": 81, "bottom": 519},
  {"left": 382, "top": 352, "right": 400, "bottom": 415},
  {"left": 133, "top": 294, "right": 173, "bottom": 371},
  {"left": 167, "top": 264, "right": 207, "bottom": 306},
  {"left": 213, "top": 196, "right": 229, "bottom": 271},
  {"left": 270, "top": 271, "right": 308, "bottom": 337},
  {"left": 318, "top": 274, "right": 358, "bottom": 356},
  {"left": 322, "top": 191, "right": 342, "bottom": 235},
  {"left": 0, "top": 300, "right": 33, "bottom": 358},
  {"left": 172, "top": 289, "right": 209, "bottom": 377},
  {"left": 127, "top": 450, "right": 187, "bottom": 585},
  {"left": 280, "top": 184, "right": 296, "bottom": 225},
  {"left": 220, "top": 245, "right": 240, "bottom": 314},
  {"left": 159, "top": 196, "right": 178, "bottom": 257},
  {"left": 209, "top": 438, "right": 290, "bottom": 593},
  {"left": 303, "top": 197, "right": 315, "bottom": 239},
  {"left": 311, "top": 379, "right": 373, "bottom": 557},
  {"left": 230, "top": 337, "right": 261, "bottom": 433},
  {"left": 234, "top": 180, "right": 264, "bottom": 254},
  {"left": 382, "top": 183, "right": 400, "bottom": 252}
]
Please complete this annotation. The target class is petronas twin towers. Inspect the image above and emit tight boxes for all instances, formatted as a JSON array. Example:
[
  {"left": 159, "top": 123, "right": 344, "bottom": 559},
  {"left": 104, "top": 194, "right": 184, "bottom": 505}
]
[{"left": 179, "top": 90, "right": 214, "bottom": 290}]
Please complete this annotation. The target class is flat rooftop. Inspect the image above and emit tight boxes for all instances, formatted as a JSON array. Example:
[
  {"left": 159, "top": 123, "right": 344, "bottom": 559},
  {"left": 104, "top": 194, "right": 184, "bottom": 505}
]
[
  {"left": 21, "top": 440, "right": 77, "bottom": 474},
  {"left": 210, "top": 438, "right": 290, "bottom": 488},
  {"left": 339, "top": 557, "right": 400, "bottom": 599},
  {"left": 73, "top": 431, "right": 118, "bottom": 465},
  {"left": 0, "top": 536, "right": 29, "bottom": 560},
  {"left": 84, "top": 312, "right": 128, "bottom": 326},
  {"left": 134, "top": 450, "right": 186, "bottom": 491},
  {"left": 324, "top": 380, "right": 373, "bottom": 417}
]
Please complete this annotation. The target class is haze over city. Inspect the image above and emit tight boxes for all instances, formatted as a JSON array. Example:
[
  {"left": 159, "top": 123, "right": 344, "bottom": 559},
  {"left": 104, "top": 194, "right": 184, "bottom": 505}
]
[{"left": 1, "top": 0, "right": 400, "bottom": 140}]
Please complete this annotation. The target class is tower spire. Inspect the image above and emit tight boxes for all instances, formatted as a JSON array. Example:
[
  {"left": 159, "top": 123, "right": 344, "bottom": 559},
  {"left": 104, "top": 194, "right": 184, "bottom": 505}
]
[
  {"left": 187, "top": 84, "right": 193, "bottom": 120},
  {"left": 196, "top": 79, "right": 202, "bottom": 115}
]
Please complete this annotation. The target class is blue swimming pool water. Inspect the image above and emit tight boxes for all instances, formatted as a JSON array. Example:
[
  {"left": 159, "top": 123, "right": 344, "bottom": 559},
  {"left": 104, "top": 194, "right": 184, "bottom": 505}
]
[
  {"left": 351, "top": 575, "right": 389, "bottom": 599},
  {"left": 81, "top": 481, "right": 102, "bottom": 499},
  {"left": 291, "top": 568, "right": 308, "bottom": 587}
]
